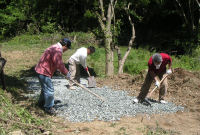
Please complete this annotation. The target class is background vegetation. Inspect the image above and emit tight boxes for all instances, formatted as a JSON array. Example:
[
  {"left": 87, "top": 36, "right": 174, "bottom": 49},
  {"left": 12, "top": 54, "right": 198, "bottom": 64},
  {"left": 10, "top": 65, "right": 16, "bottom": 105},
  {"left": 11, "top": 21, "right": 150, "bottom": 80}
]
[
  {"left": 0, "top": 0, "right": 199, "bottom": 54},
  {"left": 1, "top": 33, "right": 200, "bottom": 77}
]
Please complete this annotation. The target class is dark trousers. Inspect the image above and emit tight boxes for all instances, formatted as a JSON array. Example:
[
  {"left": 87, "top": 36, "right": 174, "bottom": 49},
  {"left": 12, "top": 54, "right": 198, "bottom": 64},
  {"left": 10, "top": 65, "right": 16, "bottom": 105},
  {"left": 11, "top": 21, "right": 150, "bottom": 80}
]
[
  {"left": 137, "top": 71, "right": 168, "bottom": 101},
  {"left": 0, "top": 57, "right": 6, "bottom": 90},
  {"left": 0, "top": 70, "right": 5, "bottom": 90}
]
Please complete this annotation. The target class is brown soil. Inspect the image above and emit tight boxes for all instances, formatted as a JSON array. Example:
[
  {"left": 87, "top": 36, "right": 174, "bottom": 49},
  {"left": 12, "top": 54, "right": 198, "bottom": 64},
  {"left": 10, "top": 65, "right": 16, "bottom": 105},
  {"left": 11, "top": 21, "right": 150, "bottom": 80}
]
[{"left": 41, "top": 68, "right": 200, "bottom": 134}]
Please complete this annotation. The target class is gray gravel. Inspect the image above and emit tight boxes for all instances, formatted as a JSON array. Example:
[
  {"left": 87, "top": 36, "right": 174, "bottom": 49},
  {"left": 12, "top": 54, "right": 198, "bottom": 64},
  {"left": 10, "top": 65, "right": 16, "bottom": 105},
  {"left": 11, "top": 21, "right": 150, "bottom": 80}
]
[{"left": 26, "top": 77, "right": 184, "bottom": 122}]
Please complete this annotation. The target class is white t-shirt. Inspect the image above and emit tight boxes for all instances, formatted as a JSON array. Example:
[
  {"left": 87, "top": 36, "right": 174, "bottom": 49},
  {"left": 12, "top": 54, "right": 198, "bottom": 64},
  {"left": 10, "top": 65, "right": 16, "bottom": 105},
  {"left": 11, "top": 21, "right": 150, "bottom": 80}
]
[{"left": 69, "top": 47, "right": 87, "bottom": 68}]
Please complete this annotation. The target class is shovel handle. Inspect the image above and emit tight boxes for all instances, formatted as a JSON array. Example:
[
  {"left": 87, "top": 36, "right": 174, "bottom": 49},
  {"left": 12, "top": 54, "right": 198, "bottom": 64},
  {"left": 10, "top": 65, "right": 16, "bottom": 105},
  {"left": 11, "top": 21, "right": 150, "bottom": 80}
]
[
  {"left": 148, "top": 74, "right": 169, "bottom": 98},
  {"left": 72, "top": 80, "right": 105, "bottom": 102},
  {"left": 60, "top": 72, "right": 104, "bottom": 102},
  {"left": 87, "top": 70, "right": 91, "bottom": 77}
]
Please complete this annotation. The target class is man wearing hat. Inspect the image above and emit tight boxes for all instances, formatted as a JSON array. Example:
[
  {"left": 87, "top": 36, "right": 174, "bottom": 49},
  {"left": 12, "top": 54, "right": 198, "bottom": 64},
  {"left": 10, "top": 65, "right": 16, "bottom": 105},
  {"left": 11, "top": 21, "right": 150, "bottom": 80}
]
[
  {"left": 133, "top": 53, "right": 172, "bottom": 104},
  {"left": 35, "top": 38, "right": 71, "bottom": 115}
]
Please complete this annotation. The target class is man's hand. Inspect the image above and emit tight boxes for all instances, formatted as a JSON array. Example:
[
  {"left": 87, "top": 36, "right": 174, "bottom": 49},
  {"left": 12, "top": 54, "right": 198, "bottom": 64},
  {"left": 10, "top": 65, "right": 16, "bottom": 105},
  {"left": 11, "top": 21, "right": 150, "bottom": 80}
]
[
  {"left": 166, "top": 69, "right": 172, "bottom": 74},
  {"left": 85, "top": 67, "right": 88, "bottom": 71},
  {"left": 155, "top": 80, "right": 160, "bottom": 88}
]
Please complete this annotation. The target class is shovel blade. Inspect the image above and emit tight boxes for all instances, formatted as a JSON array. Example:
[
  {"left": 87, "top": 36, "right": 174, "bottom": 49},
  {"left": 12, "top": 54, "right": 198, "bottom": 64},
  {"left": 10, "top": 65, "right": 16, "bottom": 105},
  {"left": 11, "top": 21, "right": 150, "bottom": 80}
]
[{"left": 88, "top": 76, "right": 96, "bottom": 88}]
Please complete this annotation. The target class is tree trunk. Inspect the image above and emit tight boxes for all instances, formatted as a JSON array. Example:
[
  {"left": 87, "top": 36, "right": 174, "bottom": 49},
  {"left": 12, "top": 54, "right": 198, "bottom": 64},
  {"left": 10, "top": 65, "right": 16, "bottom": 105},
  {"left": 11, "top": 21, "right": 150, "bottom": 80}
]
[
  {"left": 115, "top": 46, "right": 122, "bottom": 73},
  {"left": 97, "top": 0, "right": 115, "bottom": 76},
  {"left": 105, "top": 41, "right": 114, "bottom": 76},
  {"left": 105, "top": 1, "right": 114, "bottom": 76},
  {"left": 195, "top": 0, "right": 200, "bottom": 42}
]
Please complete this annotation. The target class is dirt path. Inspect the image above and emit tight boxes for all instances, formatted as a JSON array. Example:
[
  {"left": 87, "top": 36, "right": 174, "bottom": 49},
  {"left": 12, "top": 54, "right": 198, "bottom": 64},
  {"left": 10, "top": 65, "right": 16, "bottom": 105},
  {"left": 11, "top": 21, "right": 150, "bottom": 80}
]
[
  {"left": 51, "top": 112, "right": 200, "bottom": 135},
  {"left": 41, "top": 68, "right": 200, "bottom": 134}
]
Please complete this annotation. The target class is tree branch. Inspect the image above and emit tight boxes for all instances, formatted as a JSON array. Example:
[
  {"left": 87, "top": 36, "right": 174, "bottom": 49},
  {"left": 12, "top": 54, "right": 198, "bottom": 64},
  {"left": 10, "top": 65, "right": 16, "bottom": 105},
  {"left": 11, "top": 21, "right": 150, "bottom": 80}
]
[
  {"left": 96, "top": 12, "right": 105, "bottom": 31},
  {"left": 195, "top": 0, "right": 200, "bottom": 8},
  {"left": 118, "top": 3, "right": 136, "bottom": 74},
  {"left": 99, "top": 0, "right": 106, "bottom": 21},
  {"left": 175, "top": 0, "right": 188, "bottom": 25}
]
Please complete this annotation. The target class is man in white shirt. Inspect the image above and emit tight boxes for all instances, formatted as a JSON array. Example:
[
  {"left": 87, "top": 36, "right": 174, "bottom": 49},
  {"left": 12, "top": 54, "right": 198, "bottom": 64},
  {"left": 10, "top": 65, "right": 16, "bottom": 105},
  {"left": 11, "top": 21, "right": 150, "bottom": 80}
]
[{"left": 67, "top": 46, "right": 95, "bottom": 89}]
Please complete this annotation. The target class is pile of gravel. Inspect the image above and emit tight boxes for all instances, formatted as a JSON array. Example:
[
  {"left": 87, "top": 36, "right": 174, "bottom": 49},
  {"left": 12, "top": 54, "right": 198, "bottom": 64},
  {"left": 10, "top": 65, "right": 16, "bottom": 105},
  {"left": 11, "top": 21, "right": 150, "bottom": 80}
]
[{"left": 26, "top": 77, "right": 184, "bottom": 122}]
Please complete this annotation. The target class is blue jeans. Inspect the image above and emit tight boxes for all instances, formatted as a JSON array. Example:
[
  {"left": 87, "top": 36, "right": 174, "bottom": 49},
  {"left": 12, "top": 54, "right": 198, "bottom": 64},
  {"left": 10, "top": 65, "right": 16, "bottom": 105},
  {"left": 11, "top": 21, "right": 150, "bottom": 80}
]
[{"left": 37, "top": 74, "right": 54, "bottom": 109}]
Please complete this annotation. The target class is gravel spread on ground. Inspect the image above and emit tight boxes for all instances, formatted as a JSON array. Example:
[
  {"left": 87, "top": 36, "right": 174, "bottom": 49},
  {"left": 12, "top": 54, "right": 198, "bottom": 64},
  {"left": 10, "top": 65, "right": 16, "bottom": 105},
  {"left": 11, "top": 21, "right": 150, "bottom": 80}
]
[{"left": 26, "top": 77, "right": 184, "bottom": 122}]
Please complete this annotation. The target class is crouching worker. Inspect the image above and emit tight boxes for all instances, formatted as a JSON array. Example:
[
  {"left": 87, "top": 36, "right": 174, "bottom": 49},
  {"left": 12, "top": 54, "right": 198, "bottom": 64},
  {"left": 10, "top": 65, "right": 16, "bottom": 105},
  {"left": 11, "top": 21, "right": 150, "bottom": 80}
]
[
  {"left": 67, "top": 46, "right": 95, "bottom": 90},
  {"left": 133, "top": 53, "right": 172, "bottom": 104},
  {"left": 35, "top": 38, "right": 71, "bottom": 115}
]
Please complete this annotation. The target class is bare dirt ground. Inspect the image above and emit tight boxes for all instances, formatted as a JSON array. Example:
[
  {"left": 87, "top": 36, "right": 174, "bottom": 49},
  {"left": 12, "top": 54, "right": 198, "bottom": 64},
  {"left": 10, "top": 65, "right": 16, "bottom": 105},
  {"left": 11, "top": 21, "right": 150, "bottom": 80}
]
[{"left": 46, "top": 68, "right": 200, "bottom": 135}]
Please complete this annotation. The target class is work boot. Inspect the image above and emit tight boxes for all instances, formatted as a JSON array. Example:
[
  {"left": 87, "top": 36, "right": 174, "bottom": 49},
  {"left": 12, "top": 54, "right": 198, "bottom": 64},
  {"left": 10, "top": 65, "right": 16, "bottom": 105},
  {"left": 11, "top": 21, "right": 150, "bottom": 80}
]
[
  {"left": 69, "top": 86, "right": 76, "bottom": 90},
  {"left": 133, "top": 98, "right": 139, "bottom": 103},
  {"left": 54, "top": 100, "right": 61, "bottom": 104},
  {"left": 133, "top": 98, "right": 151, "bottom": 106},
  {"left": 159, "top": 100, "right": 168, "bottom": 104},
  {"left": 141, "top": 99, "right": 151, "bottom": 106}
]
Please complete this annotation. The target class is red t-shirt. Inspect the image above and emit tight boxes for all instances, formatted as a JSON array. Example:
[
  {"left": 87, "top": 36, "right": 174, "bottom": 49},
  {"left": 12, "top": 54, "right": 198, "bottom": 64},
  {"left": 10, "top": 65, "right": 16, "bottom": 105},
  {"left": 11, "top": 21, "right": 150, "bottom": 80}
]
[{"left": 148, "top": 53, "right": 172, "bottom": 76}]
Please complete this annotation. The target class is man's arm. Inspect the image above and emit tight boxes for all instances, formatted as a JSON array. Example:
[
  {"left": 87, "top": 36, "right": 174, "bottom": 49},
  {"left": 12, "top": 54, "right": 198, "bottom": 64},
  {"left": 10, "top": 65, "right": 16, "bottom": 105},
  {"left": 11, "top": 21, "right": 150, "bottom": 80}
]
[
  {"left": 166, "top": 55, "right": 173, "bottom": 74},
  {"left": 54, "top": 52, "right": 68, "bottom": 75},
  {"left": 149, "top": 70, "right": 160, "bottom": 82}
]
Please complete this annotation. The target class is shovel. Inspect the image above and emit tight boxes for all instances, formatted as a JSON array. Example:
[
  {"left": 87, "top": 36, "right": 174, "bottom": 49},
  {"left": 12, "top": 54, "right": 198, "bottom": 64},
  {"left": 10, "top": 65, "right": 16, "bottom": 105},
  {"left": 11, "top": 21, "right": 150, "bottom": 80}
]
[
  {"left": 148, "top": 74, "right": 169, "bottom": 98},
  {"left": 60, "top": 72, "right": 104, "bottom": 102},
  {"left": 87, "top": 70, "right": 96, "bottom": 88}
]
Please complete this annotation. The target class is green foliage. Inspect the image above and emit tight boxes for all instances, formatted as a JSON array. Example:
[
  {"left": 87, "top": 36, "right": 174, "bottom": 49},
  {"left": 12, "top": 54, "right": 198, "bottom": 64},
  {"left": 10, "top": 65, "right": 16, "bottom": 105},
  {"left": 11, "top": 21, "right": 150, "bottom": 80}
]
[
  {"left": 41, "top": 22, "right": 56, "bottom": 33},
  {"left": 174, "top": 38, "right": 198, "bottom": 54},
  {"left": 172, "top": 56, "right": 200, "bottom": 71},
  {"left": 0, "top": 0, "right": 29, "bottom": 38},
  {"left": 84, "top": 10, "right": 96, "bottom": 18},
  {"left": 123, "top": 48, "right": 152, "bottom": 75},
  {"left": 16, "top": 108, "right": 42, "bottom": 125},
  {"left": 0, "top": 0, "right": 198, "bottom": 55},
  {"left": 0, "top": 127, "right": 6, "bottom": 135},
  {"left": 89, "top": 47, "right": 105, "bottom": 77},
  {"left": 27, "top": 23, "right": 40, "bottom": 35}
]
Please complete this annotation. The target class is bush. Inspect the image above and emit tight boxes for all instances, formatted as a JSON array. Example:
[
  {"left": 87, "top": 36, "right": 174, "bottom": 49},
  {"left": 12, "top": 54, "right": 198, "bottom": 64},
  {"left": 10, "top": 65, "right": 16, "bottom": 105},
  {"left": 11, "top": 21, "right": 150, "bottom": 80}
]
[{"left": 41, "top": 22, "right": 56, "bottom": 33}]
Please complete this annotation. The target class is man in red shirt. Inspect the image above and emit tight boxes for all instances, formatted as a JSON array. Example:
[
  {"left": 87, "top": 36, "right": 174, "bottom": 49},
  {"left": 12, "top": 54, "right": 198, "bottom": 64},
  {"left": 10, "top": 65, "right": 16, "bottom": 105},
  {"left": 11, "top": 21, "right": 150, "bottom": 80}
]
[
  {"left": 35, "top": 38, "right": 71, "bottom": 115},
  {"left": 133, "top": 53, "right": 172, "bottom": 104}
]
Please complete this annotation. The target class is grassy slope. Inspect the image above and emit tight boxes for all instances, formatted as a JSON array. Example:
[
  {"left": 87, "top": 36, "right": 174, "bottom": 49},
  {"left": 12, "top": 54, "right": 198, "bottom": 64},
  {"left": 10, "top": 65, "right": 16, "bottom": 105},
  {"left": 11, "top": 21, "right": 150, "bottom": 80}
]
[{"left": 0, "top": 33, "right": 199, "bottom": 134}]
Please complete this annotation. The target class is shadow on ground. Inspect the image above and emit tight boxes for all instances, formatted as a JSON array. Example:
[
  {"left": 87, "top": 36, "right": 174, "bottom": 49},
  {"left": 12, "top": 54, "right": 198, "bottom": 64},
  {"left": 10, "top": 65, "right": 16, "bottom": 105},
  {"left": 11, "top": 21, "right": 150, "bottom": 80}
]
[
  {"left": 1, "top": 64, "right": 97, "bottom": 102},
  {"left": 1, "top": 74, "right": 27, "bottom": 100}
]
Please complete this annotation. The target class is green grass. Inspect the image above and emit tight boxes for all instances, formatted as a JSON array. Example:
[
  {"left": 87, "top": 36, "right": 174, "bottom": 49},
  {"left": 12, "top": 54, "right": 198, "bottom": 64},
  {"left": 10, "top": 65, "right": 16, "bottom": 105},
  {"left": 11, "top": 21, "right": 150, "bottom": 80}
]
[
  {"left": 90, "top": 46, "right": 200, "bottom": 76},
  {"left": 143, "top": 122, "right": 180, "bottom": 135},
  {"left": 121, "top": 48, "right": 152, "bottom": 75},
  {"left": 1, "top": 33, "right": 199, "bottom": 77},
  {"left": 0, "top": 90, "right": 47, "bottom": 134},
  {"left": 172, "top": 48, "right": 200, "bottom": 71}
]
